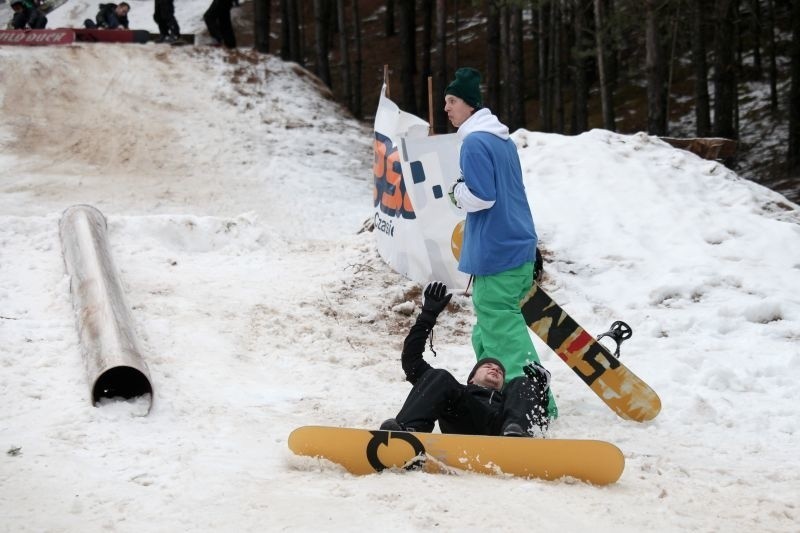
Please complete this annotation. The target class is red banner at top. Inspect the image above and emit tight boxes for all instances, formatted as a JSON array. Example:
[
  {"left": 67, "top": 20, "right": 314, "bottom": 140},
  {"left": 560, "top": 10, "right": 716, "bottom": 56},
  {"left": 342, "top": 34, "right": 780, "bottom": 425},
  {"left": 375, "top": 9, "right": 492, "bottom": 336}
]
[{"left": 0, "top": 29, "right": 75, "bottom": 46}]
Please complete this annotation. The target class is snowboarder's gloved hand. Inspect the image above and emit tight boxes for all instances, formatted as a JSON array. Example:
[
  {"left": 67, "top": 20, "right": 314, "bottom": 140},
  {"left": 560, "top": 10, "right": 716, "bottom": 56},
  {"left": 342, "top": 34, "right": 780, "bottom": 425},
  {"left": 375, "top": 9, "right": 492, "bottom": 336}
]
[
  {"left": 448, "top": 177, "right": 464, "bottom": 208},
  {"left": 523, "top": 361, "right": 551, "bottom": 391},
  {"left": 421, "top": 281, "right": 452, "bottom": 317}
]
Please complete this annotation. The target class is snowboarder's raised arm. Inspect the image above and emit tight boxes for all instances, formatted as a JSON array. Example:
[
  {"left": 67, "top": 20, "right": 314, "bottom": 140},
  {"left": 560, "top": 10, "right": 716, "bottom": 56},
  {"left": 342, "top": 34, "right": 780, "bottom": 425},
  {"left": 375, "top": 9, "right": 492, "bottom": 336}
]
[{"left": 400, "top": 282, "right": 452, "bottom": 385}]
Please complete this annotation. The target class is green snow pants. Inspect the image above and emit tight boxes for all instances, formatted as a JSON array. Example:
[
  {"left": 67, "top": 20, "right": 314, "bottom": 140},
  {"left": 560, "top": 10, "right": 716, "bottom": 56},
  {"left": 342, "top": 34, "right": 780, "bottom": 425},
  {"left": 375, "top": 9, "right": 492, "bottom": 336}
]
[{"left": 471, "top": 262, "right": 558, "bottom": 419}]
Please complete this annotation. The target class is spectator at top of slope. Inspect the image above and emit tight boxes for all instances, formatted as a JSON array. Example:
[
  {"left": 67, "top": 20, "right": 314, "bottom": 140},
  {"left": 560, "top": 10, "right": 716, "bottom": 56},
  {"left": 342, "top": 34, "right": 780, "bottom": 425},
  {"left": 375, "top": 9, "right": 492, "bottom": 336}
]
[
  {"left": 84, "top": 2, "right": 130, "bottom": 30},
  {"left": 10, "top": 0, "right": 48, "bottom": 30}
]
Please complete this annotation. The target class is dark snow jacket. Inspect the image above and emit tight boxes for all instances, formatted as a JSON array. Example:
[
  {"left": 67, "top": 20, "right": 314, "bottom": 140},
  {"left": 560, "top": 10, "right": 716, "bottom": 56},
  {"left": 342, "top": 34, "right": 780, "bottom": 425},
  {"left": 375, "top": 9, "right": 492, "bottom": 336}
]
[
  {"left": 396, "top": 310, "right": 546, "bottom": 435},
  {"left": 11, "top": 1, "right": 47, "bottom": 29},
  {"left": 94, "top": 3, "right": 129, "bottom": 29}
]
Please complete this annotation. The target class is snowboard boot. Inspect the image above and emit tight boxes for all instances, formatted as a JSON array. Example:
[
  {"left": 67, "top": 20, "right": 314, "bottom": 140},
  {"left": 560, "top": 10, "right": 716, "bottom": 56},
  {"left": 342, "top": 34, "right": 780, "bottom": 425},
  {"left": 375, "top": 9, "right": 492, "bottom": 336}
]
[
  {"left": 379, "top": 418, "right": 415, "bottom": 432},
  {"left": 502, "top": 422, "right": 526, "bottom": 437}
]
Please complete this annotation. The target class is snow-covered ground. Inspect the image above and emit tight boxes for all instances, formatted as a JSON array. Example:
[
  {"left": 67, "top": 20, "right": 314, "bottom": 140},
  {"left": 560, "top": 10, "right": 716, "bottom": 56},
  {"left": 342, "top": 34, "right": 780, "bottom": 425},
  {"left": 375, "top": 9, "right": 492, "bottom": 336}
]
[{"left": 2, "top": 4, "right": 800, "bottom": 531}]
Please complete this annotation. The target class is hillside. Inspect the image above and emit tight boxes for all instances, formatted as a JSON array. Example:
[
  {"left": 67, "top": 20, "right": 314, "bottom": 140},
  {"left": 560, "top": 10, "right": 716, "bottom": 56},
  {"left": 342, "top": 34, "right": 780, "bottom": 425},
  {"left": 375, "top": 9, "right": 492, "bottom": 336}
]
[{"left": 15, "top": 0, "right": 799, "bottom": 204}]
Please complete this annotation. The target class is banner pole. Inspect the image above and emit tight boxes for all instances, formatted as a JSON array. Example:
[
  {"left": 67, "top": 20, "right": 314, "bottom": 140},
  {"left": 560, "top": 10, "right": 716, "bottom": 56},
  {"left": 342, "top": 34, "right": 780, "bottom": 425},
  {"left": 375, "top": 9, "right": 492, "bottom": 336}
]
[
  {"left": 428, "top": 76, "right": 434, "bottom": 135},
  {"left": 384, "top": 64, "right": 390, "bottom": 98}
]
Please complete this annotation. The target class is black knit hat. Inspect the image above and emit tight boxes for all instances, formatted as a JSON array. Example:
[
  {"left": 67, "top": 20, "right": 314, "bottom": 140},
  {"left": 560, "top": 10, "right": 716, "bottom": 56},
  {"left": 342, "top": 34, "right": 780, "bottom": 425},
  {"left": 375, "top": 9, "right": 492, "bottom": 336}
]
[
  {"left": 467, "top": 357, "right": 505, "bottom": 383},
  {"left": 445, "top": 67, "right": 483, "bottom": 110}
]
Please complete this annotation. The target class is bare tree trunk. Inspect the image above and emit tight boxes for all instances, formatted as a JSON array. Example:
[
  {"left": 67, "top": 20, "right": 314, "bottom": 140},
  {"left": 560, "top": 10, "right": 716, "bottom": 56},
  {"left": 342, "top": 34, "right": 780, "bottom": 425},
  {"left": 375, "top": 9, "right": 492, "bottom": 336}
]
[
  {"left": 385, "top": 0, "right": 395, "bottom": 37},
  {"left": 788, "top": 0, "right": 800, "bottom": 174},
  {"left": 645, "top": 0, "right": 667, "bottom": 135},
  {"left": 454, "top": 0, "right": 460, "bottom": 66},
  {"left": 486, "top": 0, "right": 501, "bottom": 113},
  {"left": 254, "top": 0, "right": 270, "bottom": 53},
  {"left": 572, "top": 0, "right": 589, "bottom": 133},
  {"left": 605, "top": 0, "right": 619, "bottom": 91},
  {"left": 593, "top": 0, "right": 615, "bottom": 131},
  {"left": 551, "top": 1, "right": 564, "bottom": 133},
  {"left": 314, "top": 0, "right": 332, "bottom": 87},
  {"left": 765, "top": 0, "right": 779, "bottom": 112},
  {"left": 280, "top": 0, "right": 290, "bottom": 60},
  {"left": 398, "top": 0, "right": 417, "bottom": 115},
  {"left": 435, "top": 0, "right": 448, "bottom": 132},
  {"left": 747, "top": 0, "right": 763, "bottom": 77},
  {"left": 351, "top": 0, "right": 363, "bottom": 119},
  {"left": 337, "top": 0, "right": 352, "bottom": 110},
  {"left": 530, "top": 2, "right": 540, "bottom": 100},
  {"left": 538, "top": 1, "right": 551, "bottom": 131},
  {"left": 713, "top": 0, "right": 737, "bottom": 139},
  {"left": 509, "top": 3, "right": 525, "bottom": 130},
  {"left": 294, "top": 0, "right": 304, "bottom": 65},
  {"left": 691, "top": 0, "right": 711, "bottom": 136},
  {"left": 500, "top": 3, "right": 510, "bottom": 121},
  {"left": 281, "top": 0, "right": 303, "bottom": 64},
  {"left": 418, "top": 0, "right": 433, "bottom": 117},
  {"left": 666, "top": 2, "right": 680, "bottom": 126}
]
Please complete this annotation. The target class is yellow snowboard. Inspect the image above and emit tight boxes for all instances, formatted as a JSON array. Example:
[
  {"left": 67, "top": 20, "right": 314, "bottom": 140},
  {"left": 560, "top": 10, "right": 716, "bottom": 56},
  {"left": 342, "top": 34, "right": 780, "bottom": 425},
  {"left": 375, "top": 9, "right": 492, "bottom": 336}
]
[{"left": 288, "top": 426, "right": 624, "bottom": 485}]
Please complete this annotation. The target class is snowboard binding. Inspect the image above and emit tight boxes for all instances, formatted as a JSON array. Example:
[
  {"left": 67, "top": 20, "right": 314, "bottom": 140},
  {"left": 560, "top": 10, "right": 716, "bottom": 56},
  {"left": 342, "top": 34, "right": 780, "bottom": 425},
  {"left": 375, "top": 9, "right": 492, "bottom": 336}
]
[{"left": 596, "top": 320, "right": 632, "bottom": 358}]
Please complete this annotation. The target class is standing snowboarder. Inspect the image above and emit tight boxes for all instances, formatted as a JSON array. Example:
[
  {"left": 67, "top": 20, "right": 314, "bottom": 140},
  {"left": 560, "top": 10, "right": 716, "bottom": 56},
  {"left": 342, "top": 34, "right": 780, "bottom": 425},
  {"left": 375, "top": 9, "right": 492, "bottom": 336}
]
[{"left": 445, "top": 67, "right": 557, "bottom": 418}]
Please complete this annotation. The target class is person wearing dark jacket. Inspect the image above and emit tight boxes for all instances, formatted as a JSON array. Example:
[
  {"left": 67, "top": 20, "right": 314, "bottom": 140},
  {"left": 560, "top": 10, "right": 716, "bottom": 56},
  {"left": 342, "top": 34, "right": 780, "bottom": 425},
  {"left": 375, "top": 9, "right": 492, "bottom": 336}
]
[
  {"left": 10, "top": 0, "right": 47, "bottom": 29},
  {"left": 380, "top": 282, "right": 551, "bottom": 437},
  {"left": 84, "top": 2, "right": 130, "bottom": 29},
  {"left": 153, "top": 0, "right": 180, "bottom": 42},
  {"left": 203, "top": 0, "right": 235, "bottom": 48}
]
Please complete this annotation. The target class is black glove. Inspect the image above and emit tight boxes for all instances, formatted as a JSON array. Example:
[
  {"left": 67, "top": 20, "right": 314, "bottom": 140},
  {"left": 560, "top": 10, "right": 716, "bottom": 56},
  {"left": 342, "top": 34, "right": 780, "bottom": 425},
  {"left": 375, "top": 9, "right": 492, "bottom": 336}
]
[{"left": 421, "top": 281, "right": 452, "bottom": 317}]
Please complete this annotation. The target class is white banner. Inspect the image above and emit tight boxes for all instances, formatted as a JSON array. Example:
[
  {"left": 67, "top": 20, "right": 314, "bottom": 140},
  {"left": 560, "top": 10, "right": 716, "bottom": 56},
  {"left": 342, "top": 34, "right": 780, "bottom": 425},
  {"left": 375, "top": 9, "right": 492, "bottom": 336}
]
[{"left": 372, "top": 85, "right": 470, "bottom": 289}]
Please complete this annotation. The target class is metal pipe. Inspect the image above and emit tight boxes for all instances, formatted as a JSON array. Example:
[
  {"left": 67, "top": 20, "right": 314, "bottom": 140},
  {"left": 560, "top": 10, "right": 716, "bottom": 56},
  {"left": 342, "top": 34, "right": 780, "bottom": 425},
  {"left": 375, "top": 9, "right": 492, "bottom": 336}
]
[{"left": 59, "top": 205, "right": 153, "bottom": 411}]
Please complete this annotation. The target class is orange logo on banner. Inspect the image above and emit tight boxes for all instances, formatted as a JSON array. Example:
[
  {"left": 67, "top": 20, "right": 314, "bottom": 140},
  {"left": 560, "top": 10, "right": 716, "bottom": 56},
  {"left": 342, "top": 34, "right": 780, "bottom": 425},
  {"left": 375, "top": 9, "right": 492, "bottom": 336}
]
[
  {"left": 373, "top": 133, "right": 415, "bottom": 219},
  {"left": 450, "top": 221, "right": 465, "bottom": 261}
]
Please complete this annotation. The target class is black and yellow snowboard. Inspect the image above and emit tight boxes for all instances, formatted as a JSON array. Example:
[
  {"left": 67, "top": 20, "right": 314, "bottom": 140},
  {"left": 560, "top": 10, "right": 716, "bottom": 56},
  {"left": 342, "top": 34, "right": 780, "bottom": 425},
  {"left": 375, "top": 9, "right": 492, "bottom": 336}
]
[
  {"left": 521, "top": 283, "right": 661, "bottom": 422},
  {"left": 288, "top": 426, "right": 625, "bottom": 485}
]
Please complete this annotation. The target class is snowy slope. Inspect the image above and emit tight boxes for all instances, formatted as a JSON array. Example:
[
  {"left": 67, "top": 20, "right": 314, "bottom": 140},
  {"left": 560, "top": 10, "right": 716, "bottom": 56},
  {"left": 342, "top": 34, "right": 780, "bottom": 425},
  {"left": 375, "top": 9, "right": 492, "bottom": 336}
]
[{"left": 1, "top": 37, "right": 799, "bottom": 533}]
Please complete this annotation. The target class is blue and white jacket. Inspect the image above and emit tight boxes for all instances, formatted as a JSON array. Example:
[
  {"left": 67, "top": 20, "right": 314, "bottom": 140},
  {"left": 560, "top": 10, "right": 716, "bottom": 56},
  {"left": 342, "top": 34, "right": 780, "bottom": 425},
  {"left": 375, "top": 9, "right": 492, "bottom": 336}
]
[{"left": 453, "top": 109, "right": 537, "bottom": 276}]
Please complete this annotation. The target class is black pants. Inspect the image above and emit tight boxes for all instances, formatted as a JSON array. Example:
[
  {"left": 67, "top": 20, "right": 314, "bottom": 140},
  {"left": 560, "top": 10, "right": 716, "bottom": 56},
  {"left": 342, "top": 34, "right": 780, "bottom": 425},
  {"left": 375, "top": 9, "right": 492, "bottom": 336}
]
[
  {"left": 154, "top": 0, "right": 180, "bottom": 38},
  {"left": 394, "top": 369, "right": 548, "bottom": 435},
  {"left": 203, "top": 0, "right": 236, "bottom": 48},
  {"left": 13, "top": 11, "right": 47, "bottom": 29}
]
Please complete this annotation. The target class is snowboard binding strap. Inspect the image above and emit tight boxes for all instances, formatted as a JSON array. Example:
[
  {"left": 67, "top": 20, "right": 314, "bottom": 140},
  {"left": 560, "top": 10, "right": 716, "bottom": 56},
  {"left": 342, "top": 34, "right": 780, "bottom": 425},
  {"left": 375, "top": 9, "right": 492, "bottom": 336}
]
[{"left": 596, "top": 320, "right": 632, "bottom": 358}]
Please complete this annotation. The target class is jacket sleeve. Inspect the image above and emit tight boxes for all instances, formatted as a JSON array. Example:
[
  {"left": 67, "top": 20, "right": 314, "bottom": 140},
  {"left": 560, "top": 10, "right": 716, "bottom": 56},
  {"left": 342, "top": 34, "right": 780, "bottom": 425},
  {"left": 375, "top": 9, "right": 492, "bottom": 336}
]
[
  {"left": 400, "top": 310, "right": 437, "bottom": 385},
  {"left": 453, "top": 181, "right": 495, "bottom": 212},
  {"left": 459, "top": 136, "right": 497, "bottom": 210}
]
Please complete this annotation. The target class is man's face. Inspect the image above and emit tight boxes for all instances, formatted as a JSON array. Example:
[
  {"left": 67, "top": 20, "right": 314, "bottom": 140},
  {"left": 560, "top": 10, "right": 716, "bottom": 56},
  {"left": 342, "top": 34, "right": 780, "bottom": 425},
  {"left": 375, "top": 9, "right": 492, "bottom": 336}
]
[
  {"left": 470, "top": 362, "right": 504, "bottom": 391},
  {"left": 116, "top": 5, "right": 129, "bottom": 16},
  {"left": 444, "top": 95, "right": 474, "bottom": 128}
]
